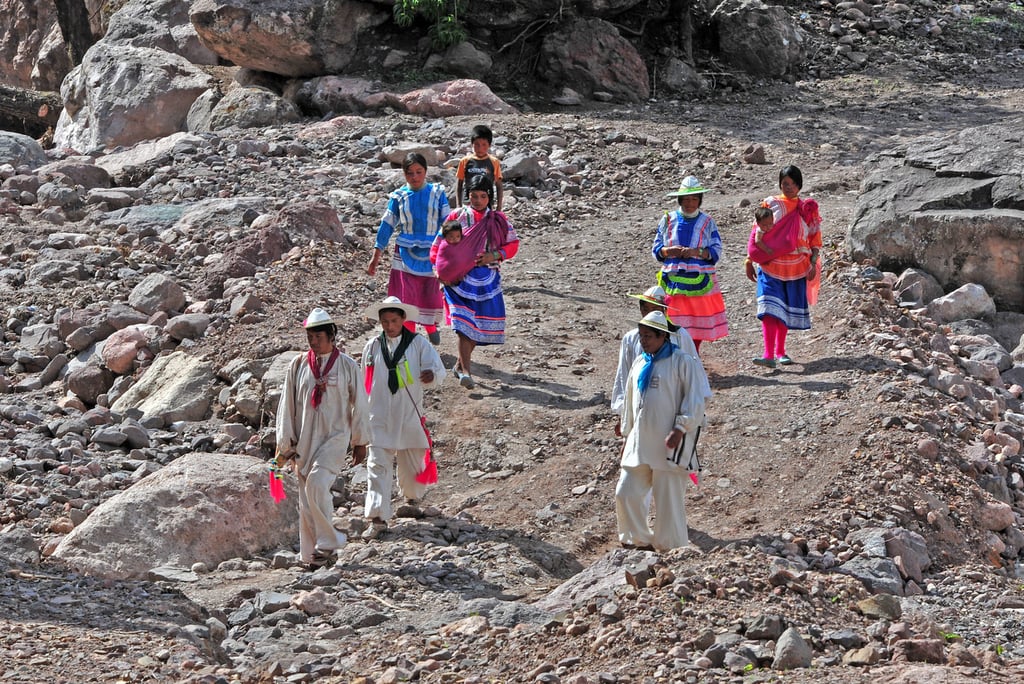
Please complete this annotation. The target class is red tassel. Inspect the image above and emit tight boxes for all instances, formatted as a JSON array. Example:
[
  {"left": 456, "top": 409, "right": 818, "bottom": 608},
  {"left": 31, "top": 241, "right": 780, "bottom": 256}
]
[
  {"left": 414, "top": 415, "right": 438, "bottom": 484},
  {"left": 268, "top": 468, "right": 287, "bottom": 503}
]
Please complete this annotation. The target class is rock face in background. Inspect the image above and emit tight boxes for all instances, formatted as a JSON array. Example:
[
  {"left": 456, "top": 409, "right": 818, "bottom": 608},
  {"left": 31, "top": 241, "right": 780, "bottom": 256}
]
[
  {"left": 51, "top": 452, "right": 299, "bottom": 579},
  {"left": 847, "top": 116, "right": 1024, "bottom": 310},
  {"left": 539, "top": 18, "right": 650, "bottom": 101},
  {"left": 189, "top": 0, "right": 390, "bottom": 77},
  {"left": 711, "top": 0, "right": 805, "bottom": 78}
]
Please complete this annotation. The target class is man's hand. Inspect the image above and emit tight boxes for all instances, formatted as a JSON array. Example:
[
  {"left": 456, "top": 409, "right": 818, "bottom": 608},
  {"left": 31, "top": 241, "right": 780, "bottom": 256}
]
[
  {"left": 665, "top": 428, "right": 684, "bottom": 450},
  {"left": 351, "top": 445, "right": 367, "bottom": 466}
]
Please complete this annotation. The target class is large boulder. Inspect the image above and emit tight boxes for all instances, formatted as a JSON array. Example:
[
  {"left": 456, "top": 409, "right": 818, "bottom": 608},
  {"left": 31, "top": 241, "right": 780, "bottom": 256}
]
[
  {"left": 51, "top": 452, "right": 299, "bottom": 579},
  {"left": 105, "top": 0, "right": 219, "bottom": 65},
  {"left": 399, "top": 80, "right": 516, "bottom": 117},
  {"left": 465, "top": 0, "right": 564, "bottom": 29},
  {"left": 539, "top": 18, "right": 649, "bottom": 102},
  {"left": 189, "top": 0, "right": 389, "bottom": 77},
  {"left": 110, "top": 351, "right": 217, "bottom": 425},
  {"left": 206, "top": 86, "right": 302, "bottom": 131},
  {"left": 53, "top": 42, "right": 213, "bottom": 152},
  {"left": 710, "top": 0, "right": 806, "bottom": 78},
  {"left": 847, "top": 116, "right": 1024, "bottom": 310},
  {"left": 0, "top": 132, "right": 47, "bottom": 169}
]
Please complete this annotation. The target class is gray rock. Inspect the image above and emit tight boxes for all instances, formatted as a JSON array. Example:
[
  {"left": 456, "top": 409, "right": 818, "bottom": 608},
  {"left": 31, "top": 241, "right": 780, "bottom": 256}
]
[
  {"left": 52, "top": 452, "right": 298, "bottom": 579},
  {"left": 111, "top": 351, "right": 216, "bottom": 424},
  {"left": 0, "top": 132, "right": 47, "bottom": 169},
  {"left": 772, "top": 627, "right": 813, "bottom": 670},
  {"left": 129, "top": 273, "right": 187, "bottom": 315}
]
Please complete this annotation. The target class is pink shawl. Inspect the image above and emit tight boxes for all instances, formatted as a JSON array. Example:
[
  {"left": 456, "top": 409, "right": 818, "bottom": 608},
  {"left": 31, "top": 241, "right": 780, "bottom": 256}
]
[
  {"left": 747, "top": 198, "right": 820, "bottom": 264},
  {"left": 435, "top": 209, "right": 510, "bottom": 283}
]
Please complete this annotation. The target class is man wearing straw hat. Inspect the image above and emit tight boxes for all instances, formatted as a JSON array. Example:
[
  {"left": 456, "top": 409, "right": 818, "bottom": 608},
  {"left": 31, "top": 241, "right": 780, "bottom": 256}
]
[
  {"left": 276, "top": 307, "right": 369, "bottom": 567},
  {"left": 616, "top": 310, "right": 706, "bottom": 551},
  {"left": 360, "top": 296, "right": 447, "bottom": 540},
  {"left": 611, "top": 284, "right": 708, "bottom": 437}
]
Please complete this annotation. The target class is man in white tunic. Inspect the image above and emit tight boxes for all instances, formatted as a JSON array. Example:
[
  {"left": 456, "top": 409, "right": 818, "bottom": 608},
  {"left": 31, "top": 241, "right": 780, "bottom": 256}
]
[
  {"left": 611, "top": 285, "right": 709, "bottom": 434},
  {"left": 361, "top": 296, "right": 447, "bottom": 540},
  {"left": 277, "top": 308, "right": 369, "bottom": 566},
  {"left": 616, "top": 310, "right": 706, "bottom": 551}
]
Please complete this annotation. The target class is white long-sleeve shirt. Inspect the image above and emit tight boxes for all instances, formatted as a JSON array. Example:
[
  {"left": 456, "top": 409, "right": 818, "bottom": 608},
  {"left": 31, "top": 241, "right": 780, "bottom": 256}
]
[
  {"left": 611, "top": 328, "right": 710, "bottom": 416},
  {"left": 621, "top": 347, "right": 706, "bottom": 472},
  {"left": 361, "top": 333, "right": 446, "bottom": 450},
  {"left": 276, "top": 350, "right": 369, "bottom": 477}
]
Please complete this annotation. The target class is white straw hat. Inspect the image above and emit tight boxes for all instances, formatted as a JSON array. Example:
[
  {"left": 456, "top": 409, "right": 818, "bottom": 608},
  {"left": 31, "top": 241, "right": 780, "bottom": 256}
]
[
  {"left": 303, "top": 307, "right": 335, "bottom": 328},
  {"left": 627, "top": 285, "right": 668, "bottom": 307},
  {"left": 638, "top": 310, "right": 672, "bottom": 334},
  {"left": 362, "top": 295, "right": 420, "bottom": 322}
]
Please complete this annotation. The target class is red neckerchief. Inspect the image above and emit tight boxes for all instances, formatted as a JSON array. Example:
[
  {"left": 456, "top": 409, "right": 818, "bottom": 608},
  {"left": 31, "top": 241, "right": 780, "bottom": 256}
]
[{"left": 307, "top": 347, "right": 339, "bottom": 409}]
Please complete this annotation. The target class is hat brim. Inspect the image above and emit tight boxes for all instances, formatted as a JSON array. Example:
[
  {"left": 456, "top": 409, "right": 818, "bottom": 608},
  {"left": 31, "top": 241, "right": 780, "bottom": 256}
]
[
  {"left": 638, "top": 320, "right": 671, "bottom": 334},
  {"left": 627, "top": 293, "right": 667, "bottom": 306},
  {"left": 363, "top": 301, "right": 420, "bottom": 322},
  {"left": 665, "top": 188, "right": 711, "bottom": 197},
  {"left": 303, "top": 317, "right": 336, "bottom": 328}
]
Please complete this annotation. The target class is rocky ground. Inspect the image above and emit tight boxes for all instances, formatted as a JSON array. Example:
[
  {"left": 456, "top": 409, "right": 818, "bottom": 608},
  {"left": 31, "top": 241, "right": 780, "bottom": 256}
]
[{"left": 3, "top": 2, "right": 1024, "bottom": 683}]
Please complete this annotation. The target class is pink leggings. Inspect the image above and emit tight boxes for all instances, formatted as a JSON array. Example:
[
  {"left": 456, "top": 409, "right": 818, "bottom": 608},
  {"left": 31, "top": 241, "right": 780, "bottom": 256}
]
[{"left": 761, "top": 315, "right": 788, "bottom": 359}]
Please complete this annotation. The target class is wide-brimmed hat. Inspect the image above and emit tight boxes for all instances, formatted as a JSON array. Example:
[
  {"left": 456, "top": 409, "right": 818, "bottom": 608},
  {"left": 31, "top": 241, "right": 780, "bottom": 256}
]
[
  {"left": 628, "top": 285, "right": 668, "bottom": 307},
  {"left": 362, "top": 295, "right": 420, "bottom": 321},
  {"left": 303, "top": 307, "right": 336, "bottom": 328},
  {"left": 665, "top": 176, "right": 711, "bottom": 197},
  {"left": 638, "top": 310, "right": 672, "bottom": 334}
]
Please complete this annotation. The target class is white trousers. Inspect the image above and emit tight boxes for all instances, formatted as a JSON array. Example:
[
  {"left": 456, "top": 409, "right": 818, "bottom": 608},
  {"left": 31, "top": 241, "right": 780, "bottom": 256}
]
[
  {"left": 296, "top": 453, "right": 347, "bottom": 562},
  {"left": 364, "top": 446, "right": 427, "bottom": 521},
  {"left": 615, "top": 464, "right": 689, "bottom": 550}
]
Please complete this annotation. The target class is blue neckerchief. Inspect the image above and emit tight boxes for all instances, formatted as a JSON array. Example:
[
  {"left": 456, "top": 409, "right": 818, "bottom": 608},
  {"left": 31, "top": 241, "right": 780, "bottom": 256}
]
[{"left": 638, "top": 340, "right": 675, "bottom": 395}]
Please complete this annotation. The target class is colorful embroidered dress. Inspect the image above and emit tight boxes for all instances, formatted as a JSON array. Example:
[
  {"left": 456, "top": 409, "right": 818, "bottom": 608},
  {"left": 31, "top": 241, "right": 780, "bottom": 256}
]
[
  {"left": 755, "top": 195, "right": 822, "bottom": 330},
  {"left": 652, "top": 210, "right": 728, "bottom": 342},
  {"left": 431, "top": 206, "right": 519, "bottom": 345},
  {"left": 375, "top": 183, "right": 450, "bottom": 326}
]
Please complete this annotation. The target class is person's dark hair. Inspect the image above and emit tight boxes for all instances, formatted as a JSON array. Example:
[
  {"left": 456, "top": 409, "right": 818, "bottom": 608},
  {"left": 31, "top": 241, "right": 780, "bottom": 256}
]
[
  {"left": 638, "top": 323, "right": 669, "bottom": 339},
  {"left": 379, "top": 307, "right": 406, "bottom": 320},
  {"left": 442, "top": 219, "right": 462, "bottom": 237},
  {"left": 754, "top": 206, "right": 773, "bottom": 222},
  {"left": 677, "top": 193, "right": 704, "bottom": 208},
  {"left": 307, "top": 323, "right": 337, "bottom": 339},
  {"left": 403, "top": 152, "right": 428, "bottom": 173},
  {"left": 779, "top": 165, "right": 803, "bottom": 190},
  {"left": 466, "top": 174, "right": 494, "bottom": 207},
  {"left": 471, "top": 125, "right": 493, "bottom": 144}
]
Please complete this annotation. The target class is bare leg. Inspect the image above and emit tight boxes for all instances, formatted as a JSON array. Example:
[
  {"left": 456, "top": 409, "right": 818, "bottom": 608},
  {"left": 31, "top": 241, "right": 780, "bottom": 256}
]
[{"left": 457, "top": 332, "right": 476, "bottom": 375}]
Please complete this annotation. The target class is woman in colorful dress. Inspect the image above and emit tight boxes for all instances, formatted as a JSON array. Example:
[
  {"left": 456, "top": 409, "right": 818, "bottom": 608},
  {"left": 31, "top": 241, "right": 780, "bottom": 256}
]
[
  {"left": 430, "top": 174, "right": 519, "bottom": 389},
  {"left": 367, "top": 153, "right": 450, "bottom": 344},
  {"left": 744, "top": 164, "right": 822, "bottom": 368},
  {"left": 652, "top": 176, "right": 728, "bottom": 354}
]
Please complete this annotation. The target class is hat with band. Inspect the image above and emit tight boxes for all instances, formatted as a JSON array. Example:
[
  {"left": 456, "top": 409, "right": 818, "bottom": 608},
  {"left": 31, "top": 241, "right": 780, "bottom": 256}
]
[{"left": 665, "top": 176, "right": 711, "bottom": 197}]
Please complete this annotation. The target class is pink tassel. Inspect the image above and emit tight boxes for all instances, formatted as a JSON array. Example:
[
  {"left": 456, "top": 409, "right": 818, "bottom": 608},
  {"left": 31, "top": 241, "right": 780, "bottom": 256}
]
[
  {"left": 689, "top": 472, "right": 699, "bottom": 487},
  {"left": 268, "top": 468, "right": 286, "bottom": 503},
  {"left": 415, "top": 415, "right": 438, "bottom": 485},
  {"left": 364, "top": 364, "right": 373, "bottom": 396}
]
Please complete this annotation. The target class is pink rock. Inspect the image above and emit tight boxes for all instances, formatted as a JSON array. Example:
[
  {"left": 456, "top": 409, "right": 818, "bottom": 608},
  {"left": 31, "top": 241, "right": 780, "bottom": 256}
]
[{"left": 101, "top": 327, "right": 148, "bottom": 375}]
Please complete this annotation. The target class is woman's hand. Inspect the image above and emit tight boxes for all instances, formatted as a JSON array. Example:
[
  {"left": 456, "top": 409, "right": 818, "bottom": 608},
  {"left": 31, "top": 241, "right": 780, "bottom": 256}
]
[
  {"left": 745, "top": 259, "right": 757, "bottom": 282},
  {"left": 806, "top": 251, "right": 819, "bottom": 279},
  {"left": 665, "top": 428, "right": 684, "bottom": 450},
  {"left": 367, "top": 250, "right": 381, "bottom": 276},
  {"left": 475, "top": 251, "right": 498, "bottom": 266}
]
